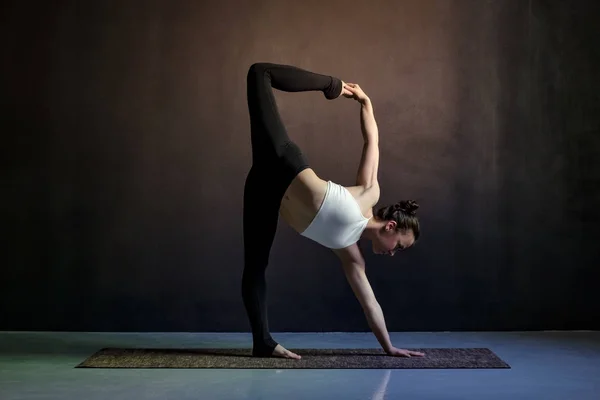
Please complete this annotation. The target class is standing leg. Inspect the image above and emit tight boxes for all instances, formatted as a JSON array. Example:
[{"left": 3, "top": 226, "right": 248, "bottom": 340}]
[{"left": 241, "top": 164, "right": 282, "bottom": 356}]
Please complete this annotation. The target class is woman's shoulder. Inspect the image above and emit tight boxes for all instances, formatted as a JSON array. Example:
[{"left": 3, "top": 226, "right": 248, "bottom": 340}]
[{"left": 343, "top": 183, "right": 379, "bottom": 218}]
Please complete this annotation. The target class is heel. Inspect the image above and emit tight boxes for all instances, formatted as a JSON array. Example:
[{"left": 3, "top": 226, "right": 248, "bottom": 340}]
[{"left": 252, "top": 340, "right": 278, "bottom": 357}]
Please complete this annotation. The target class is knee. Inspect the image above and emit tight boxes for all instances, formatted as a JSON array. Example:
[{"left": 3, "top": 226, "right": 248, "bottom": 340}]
[
  {"left": 249, "top": 62, "right": 265, "bottom": 71},
  {"left": 247, "top": 62, "right": 270, "bottom": 78},
  {"left": 248, "top": 63, "right": 260, "bottom": 76}
]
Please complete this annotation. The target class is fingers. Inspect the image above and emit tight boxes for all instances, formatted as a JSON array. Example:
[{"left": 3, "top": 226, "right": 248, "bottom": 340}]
[
  {"left": 391, "top": 349, "right": 425, "bottom": 357},
  {"left": 343, "top": 83, "right": 366, "bottom": 102},
  {"left": 343, "top": 86, "right": 360, "bottom": 100}
]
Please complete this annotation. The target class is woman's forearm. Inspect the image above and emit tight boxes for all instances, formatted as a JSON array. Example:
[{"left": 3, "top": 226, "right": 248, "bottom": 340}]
[
  {"left": 360, "top": 98, "right": 379, "bottom": 143},
  {"left": 363, "top": 301, "right": 393, "bottom": 352}
]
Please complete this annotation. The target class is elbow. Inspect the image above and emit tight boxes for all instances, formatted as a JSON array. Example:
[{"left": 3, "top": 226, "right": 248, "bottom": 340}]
[{"left": 364, "top": 133, "right": 379, "bottom": 145}]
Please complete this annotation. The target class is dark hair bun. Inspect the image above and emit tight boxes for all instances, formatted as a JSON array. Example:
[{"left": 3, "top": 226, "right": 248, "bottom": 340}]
[{"left": 397, "top": 200, "right": 419, "bottom": 215}]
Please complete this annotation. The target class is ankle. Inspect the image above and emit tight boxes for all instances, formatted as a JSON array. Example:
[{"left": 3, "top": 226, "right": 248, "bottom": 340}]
[
  {"left": 252, "top": 340, "right": 278, "bottom": 357},
  {"left": 324, "top": 77, "right": 342, "bottom": 100}
]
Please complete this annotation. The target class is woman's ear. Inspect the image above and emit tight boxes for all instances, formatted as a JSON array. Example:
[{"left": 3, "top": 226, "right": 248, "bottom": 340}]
[{"left": 385, "top": 220, "right": 397, "bottom": 231}]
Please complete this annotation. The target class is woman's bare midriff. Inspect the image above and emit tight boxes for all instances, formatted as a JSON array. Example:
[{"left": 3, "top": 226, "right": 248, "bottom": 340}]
[{"left": 279, "top": 168, "right": 374, "bottom": 234}]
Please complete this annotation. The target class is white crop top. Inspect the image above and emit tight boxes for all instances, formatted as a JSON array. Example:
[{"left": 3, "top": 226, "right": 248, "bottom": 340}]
[{"left": 300, "top": 181, "right": 369, "bottom": 249}]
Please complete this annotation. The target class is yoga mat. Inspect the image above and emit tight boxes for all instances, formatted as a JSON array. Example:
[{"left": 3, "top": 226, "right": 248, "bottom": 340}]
[{"left": 76, "top": 347, "right": 510, "bottom": 369}]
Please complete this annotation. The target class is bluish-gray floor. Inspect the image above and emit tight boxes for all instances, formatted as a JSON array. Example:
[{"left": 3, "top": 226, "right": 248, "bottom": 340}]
[{"left": 1, "top": 331, "right": 599, "bottom": 399}]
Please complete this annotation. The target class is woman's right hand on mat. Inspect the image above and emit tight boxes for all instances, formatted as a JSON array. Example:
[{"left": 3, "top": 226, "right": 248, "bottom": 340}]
[
  {"left": 273, "top": 344, "right": 302, "bottom": 360},
  {"left": 385, "top": 346, "right": 425, "bottom": 357}
]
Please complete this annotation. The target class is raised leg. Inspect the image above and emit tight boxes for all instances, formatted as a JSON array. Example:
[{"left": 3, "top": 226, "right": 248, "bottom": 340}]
[
  {"left": 246, "top": 62, "right": 342, "bottom": 164},
  {"left": 241, "top": 62, "right": 341, "bottom": 356},
  {"left": 247, "top": 62, "right": 342, "bottom": 99}
]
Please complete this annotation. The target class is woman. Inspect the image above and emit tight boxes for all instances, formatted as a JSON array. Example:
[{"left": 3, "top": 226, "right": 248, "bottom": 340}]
[{"left": 243, "top": 63, "right": 424, "bottom": 360}]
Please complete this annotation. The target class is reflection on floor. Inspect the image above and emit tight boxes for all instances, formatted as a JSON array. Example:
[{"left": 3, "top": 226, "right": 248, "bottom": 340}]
[{"left": 1, "top": 331, "right": 599, "bottom": 400}]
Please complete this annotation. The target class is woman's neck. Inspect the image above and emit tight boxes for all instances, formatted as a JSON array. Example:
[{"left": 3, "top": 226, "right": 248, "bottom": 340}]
[{"left": 361, "top": 217, "right": 384, "bottom": 240}]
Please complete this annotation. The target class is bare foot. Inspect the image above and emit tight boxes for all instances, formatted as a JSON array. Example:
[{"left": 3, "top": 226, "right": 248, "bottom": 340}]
[{"left": 272, "top": 344, "right": 301, "bottom": 360}]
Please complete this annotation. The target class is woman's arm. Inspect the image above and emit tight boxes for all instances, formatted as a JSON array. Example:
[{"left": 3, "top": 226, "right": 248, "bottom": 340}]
[
  {"left": 359, "top": 98, "right": 379, "bottom": 142},
  {"left": 342, "top": 260, "right": 394, "bottom": 352},
  {"left": 357, "top": 98, "right": 380, "bottom": 188},
  {"left": 333, "top": 245, "right": 392, "bottom": 352},
  {"left": 333, "top": 245, "right": 426, "bottom": 357},
  {"left": 344, "top": 84, "right": 380, "bottom": 189}
]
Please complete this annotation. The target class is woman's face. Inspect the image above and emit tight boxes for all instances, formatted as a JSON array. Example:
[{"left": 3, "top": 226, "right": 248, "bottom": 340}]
[{"left": 372, "top": 222, "right": 415, "bottom": 256}]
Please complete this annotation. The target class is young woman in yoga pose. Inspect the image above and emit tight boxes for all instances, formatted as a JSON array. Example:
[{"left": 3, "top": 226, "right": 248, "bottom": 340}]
[{"left": 243, "top": 62, "right": 424, "bottom": 360}]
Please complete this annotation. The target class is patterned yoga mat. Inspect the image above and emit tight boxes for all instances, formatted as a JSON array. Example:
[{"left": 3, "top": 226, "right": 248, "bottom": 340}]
[{"left": 76, "top": 347, "right": 511, "bottom": 369}]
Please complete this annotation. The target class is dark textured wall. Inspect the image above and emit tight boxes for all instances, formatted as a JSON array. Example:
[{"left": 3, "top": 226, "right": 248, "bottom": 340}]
[{"left": 2, "top": 0, "right": 599, "bottom": 332}]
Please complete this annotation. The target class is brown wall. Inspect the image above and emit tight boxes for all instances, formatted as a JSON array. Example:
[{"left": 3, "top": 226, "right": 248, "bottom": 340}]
[{"left": 2, "top": 0, "right": 599, "bottom": 332}]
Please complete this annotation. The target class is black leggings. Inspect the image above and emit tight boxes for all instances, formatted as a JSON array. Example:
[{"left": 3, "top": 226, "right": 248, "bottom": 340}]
[{"left": 242, "top": 62, "right": 342, "bottom": 356}]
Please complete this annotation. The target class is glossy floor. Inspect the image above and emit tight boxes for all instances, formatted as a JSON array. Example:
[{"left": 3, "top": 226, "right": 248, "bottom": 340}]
[{"left": 1, "top": 331, "right": 599, "bottom": 399}]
